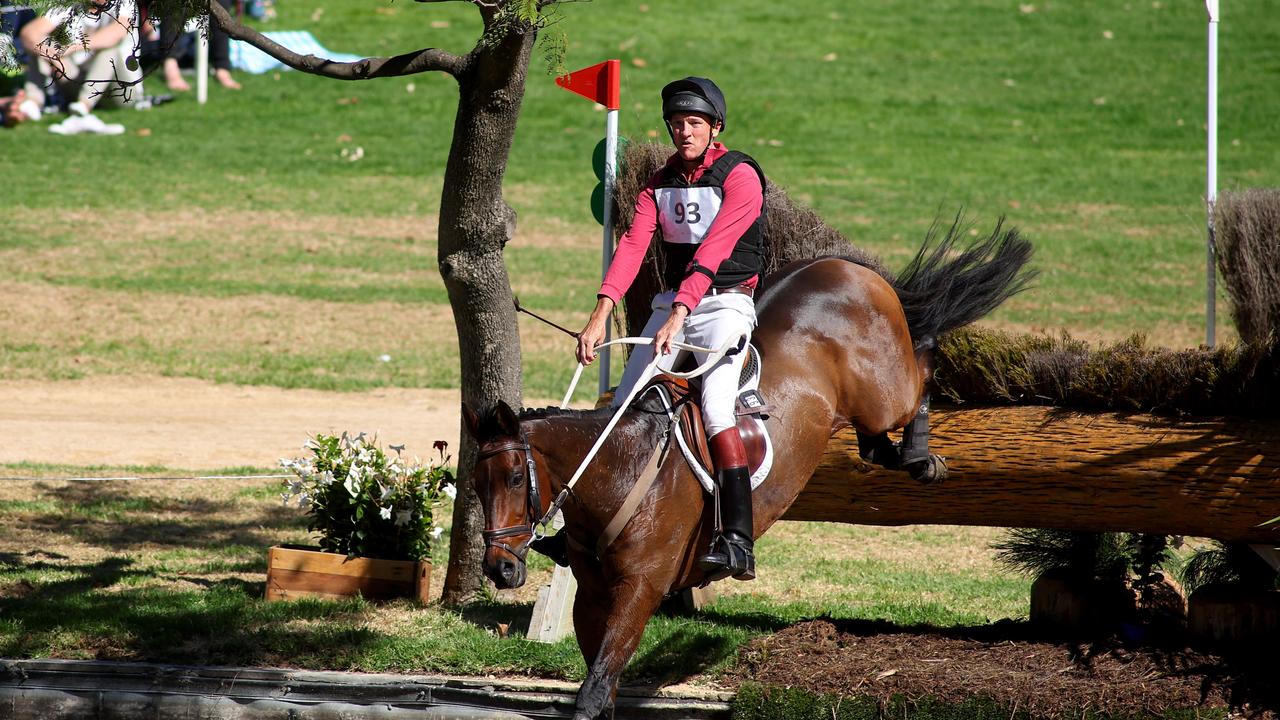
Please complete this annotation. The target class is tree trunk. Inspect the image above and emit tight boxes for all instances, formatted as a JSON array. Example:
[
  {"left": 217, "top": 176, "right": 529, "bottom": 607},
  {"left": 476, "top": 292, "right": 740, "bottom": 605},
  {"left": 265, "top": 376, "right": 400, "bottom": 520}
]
[
  {"left": 437, "top": 25, "right": 537, "bottom": 607},
  {"left": 786, "top": 406, "right": 1280, "bottom": 544}
]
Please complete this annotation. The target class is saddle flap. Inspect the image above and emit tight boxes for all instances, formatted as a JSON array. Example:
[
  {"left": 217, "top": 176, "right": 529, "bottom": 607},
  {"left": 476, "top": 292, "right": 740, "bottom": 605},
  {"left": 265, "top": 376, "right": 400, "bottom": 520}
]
[{"left": 643, "top": 375, "right": 768, "bottom": 478}]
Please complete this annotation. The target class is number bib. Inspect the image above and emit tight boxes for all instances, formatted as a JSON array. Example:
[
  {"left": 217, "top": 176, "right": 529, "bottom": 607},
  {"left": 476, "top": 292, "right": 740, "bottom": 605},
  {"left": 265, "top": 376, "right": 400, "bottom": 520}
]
[{"left": 654, "top": 186, "right": 724, "bottom": 245}]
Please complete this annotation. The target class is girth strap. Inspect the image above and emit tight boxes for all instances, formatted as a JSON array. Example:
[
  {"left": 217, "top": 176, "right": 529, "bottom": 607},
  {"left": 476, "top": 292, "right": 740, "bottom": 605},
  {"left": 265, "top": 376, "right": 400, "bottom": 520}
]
[{"left": 595, "top": 422, "right": 672, "bottom": 558}]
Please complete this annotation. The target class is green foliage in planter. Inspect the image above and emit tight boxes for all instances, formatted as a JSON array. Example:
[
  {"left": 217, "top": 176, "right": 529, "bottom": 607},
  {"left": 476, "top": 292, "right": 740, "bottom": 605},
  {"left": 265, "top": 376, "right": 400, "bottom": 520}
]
[
  {"left": 1180, "top": 540, "right": 1280, "bottom": 594},
  {"left": 279, "top": 433, "right": 455, "bottom": 562},
  {"left": 992, "top": 529, "right": 1131, "bottom": 582},
  {"left": 992, "top": 530, "right": 1175, "bottom": 601}
]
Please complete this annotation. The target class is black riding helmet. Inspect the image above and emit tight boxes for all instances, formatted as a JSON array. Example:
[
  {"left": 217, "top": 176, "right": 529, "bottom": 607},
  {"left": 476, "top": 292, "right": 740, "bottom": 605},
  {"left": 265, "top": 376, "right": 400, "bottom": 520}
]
[{"left": 661, "top": 76, "right": 727, "bottom": 132}]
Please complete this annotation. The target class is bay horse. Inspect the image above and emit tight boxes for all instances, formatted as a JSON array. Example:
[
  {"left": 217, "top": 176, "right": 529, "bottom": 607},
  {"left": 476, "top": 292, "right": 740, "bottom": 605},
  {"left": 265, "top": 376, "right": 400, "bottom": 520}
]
[{"left": 463, "top": 223, "right": 1033, "bottom": 720}]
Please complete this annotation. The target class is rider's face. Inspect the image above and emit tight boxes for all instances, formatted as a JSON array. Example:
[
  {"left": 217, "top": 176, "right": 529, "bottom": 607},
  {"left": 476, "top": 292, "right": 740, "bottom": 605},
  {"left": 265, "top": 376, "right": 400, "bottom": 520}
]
[{"left": 668, "top": 112, "right": 719, "bottom": 163}]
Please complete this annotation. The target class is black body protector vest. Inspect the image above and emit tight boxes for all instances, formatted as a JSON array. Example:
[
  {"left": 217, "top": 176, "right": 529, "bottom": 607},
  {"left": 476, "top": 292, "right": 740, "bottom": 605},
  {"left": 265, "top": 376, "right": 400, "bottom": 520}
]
[{"left": 653, "top": 150, "right": 767, "bottom": 293}]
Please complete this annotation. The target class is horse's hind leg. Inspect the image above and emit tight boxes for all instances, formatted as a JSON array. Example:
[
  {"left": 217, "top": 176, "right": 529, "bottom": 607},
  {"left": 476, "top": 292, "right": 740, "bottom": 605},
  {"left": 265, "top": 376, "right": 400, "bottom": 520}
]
[
  {"left": 857, "top": 431, "right": 901, "bottom": 469},
  {"left": 899, "top": 342, "right": 948, "bottom": 484},
  {"left": 572, "top": 574, "right": 665, "bottom": 720}
]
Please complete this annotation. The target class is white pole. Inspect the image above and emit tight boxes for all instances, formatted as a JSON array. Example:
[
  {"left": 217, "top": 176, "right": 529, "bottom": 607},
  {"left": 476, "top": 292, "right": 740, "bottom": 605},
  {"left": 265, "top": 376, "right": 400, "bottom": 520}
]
[
  {"left": 599, "top": 109, "right": 619, "bottom": 396},
  {"left": 196, "top": 23, "right": 209, "bottom": 105},
  {"left": 1205, "top": 0, "right": 1219, "bottom": 347}
]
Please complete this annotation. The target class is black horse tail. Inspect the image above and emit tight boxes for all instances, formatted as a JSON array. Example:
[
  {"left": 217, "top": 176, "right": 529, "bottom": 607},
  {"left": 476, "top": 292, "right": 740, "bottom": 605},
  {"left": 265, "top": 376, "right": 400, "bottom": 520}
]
[{"left": 890, "top": 215, "right": 1037, "bottom": 345}]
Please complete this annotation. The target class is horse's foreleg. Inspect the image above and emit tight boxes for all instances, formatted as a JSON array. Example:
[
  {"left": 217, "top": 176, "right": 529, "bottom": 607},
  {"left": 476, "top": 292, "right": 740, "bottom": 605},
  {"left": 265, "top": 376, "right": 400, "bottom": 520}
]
[{"left": 572, "top": 573, "right": 665, "bottom": 720}]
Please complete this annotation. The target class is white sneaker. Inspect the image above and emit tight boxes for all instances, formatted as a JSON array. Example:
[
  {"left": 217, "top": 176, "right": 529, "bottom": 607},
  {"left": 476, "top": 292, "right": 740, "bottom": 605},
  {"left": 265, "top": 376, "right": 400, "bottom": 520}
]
[
  {"left": 68, "top": 101, "right": 90, "bottom": 117},
  {"left": 48, "top": 114, "right": 125, "bottom": 136}
]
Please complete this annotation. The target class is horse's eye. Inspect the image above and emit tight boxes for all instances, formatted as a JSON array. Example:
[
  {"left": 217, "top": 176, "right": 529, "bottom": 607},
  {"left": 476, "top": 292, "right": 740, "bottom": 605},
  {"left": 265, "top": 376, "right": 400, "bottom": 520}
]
[{"left": 508, "top": 469, "right": 524, "bottom": 490}]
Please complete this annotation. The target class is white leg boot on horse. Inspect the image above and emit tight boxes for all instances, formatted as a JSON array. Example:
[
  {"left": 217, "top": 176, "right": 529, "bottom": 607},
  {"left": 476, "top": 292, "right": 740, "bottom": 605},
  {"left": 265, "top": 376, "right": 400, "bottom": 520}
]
[{"left": 698, "top": 427, "right": 756, "bottom": 581}]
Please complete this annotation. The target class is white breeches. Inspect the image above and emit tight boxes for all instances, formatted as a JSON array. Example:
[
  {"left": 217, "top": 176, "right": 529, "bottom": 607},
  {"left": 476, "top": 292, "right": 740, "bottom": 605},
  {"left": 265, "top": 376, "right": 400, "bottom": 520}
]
[{"left": 612, "top": 290, "right": 756, "bottom": 437}]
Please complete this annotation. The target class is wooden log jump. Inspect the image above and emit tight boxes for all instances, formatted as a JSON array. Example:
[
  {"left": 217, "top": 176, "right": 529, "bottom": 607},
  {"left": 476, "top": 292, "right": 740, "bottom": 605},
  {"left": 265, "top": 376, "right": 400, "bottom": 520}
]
[{"left": 784, "top": 405, "right": 1280, "bottom": 545}]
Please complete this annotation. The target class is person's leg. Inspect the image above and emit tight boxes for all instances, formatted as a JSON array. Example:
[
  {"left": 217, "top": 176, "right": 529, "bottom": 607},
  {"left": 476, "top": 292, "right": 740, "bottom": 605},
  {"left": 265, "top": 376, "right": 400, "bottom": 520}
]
[
  {"left": 685, "top": 295, "right": 757, "bottom": 581},
  {"left": 22, "top": 52, "right": 51, "bottom": 109},
  {"left": 73, "top": 45, "right": 142, "bottom": 111},
  {"left": 158, "top": 12, "right": 190, "bottom": 91},
  {"left": 210, "top": 0, "right": 239, "bottom": 89}
]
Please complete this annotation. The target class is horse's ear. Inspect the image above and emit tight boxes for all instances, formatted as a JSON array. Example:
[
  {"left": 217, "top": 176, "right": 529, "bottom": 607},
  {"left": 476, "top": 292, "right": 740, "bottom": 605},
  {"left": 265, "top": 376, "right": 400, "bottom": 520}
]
[
  {"left": 461, "top": 402, "right": 482, "bottom": 440},
  {"left": 495, "top": 400, "right": 520, "bottom": 437}
]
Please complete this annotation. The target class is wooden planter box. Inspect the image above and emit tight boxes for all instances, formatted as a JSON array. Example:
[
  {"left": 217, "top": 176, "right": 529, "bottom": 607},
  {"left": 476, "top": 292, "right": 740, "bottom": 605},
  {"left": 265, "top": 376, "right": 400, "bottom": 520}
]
[{"left": 265, "top": 545, "right": 431, "bottom": 604}]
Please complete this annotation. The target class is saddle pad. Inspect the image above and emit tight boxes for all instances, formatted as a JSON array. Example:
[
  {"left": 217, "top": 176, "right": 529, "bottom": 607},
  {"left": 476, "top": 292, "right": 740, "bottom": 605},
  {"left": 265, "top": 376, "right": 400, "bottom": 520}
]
[{"left": 646, "top": 345, "right": 773, "bottom": 494}]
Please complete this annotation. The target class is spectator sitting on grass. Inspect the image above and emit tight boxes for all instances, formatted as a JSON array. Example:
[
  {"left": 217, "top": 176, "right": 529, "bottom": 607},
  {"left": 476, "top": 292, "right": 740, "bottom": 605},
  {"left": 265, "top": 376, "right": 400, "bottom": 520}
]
[
  {"left": 155, "top": 0, "right": 241, "bottom": 92},
  {"left": 18, "top": 0, "right": 146, "bottom": 116},
  {"left": 0, "top": 88, "right": 37, "bottom": 126}
]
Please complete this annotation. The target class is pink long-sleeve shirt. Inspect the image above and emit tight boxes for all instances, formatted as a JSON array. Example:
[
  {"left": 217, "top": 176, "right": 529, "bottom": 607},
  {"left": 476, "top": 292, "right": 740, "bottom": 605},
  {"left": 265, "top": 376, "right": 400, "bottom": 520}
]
[{"left": 599, "top": 142, "right": 764, "bottom": 310}]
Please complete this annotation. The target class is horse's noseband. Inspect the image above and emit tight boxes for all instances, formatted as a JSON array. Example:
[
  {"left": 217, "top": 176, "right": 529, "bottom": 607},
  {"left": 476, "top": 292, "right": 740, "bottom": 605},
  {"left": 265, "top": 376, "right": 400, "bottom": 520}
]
[{"left": 477, "top": 434, "right": 543, "bottom": 562}]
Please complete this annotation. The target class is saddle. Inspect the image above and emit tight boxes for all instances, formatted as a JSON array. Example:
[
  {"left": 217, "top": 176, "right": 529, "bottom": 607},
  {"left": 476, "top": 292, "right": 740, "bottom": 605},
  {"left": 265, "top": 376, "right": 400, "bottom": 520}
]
[{"left": 640, "top": 344, "right": 774, "bottom": 491}]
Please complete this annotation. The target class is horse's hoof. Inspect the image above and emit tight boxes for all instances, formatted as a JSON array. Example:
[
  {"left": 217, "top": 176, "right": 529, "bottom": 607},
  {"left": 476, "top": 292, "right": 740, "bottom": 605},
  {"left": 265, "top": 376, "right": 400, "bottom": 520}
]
[{"left": 907, "top": 454, "right": 948, "bottom": 485}]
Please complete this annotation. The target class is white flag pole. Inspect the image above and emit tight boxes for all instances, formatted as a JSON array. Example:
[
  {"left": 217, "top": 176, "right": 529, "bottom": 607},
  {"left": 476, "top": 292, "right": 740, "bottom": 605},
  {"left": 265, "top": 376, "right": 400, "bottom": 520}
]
[
  {"left": 196, "top": 22, "right": 209, "bottom": 105},
  {"left": 599, "top": 108, "right": 619, "bottom": 396},
  {"left": 1205, "top": 0, "right": 1219, "bottom": 347}
]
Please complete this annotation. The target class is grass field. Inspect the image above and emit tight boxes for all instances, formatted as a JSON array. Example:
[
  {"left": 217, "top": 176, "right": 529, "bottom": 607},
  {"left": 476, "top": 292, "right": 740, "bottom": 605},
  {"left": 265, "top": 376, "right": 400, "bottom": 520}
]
[
  {"left": 0, "top": 472, "right": 1027, "bottom": 682},
  {"left": 0, "top": 0, "right": 1276, "bottom": 704},
  {"left": 3, "top": 0, "right": 1279, "bottom": 398}
]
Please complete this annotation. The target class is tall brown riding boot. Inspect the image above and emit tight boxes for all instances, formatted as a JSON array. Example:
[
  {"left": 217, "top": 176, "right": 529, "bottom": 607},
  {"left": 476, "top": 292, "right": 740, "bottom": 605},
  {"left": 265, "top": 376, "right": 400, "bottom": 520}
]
[{"left": 697, "top": 428, "right": 756, "bottom": 582}]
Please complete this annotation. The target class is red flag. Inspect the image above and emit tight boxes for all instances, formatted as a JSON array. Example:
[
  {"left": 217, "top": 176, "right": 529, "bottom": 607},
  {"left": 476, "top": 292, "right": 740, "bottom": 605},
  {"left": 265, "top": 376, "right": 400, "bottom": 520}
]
[{"left": 556, "top": 60, "right": 621, "bottom": 110}]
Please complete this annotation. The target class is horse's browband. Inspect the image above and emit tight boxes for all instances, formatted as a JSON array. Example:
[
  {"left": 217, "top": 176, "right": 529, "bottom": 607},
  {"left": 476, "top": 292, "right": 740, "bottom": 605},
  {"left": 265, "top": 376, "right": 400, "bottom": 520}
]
[{"left": 477, "top": 440, "right": 525, "bottom": 459}]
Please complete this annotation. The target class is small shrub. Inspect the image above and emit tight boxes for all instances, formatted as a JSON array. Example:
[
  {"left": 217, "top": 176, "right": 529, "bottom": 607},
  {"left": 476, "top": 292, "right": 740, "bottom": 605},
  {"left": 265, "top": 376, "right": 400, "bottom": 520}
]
[{"left": 279, "top": 433, "right": 455, "bottom": 562}]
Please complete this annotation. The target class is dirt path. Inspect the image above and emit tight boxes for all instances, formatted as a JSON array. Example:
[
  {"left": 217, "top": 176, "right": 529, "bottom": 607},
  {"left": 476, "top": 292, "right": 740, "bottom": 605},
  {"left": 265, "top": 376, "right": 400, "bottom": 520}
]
[{"left": 1, "top": 376, "right": 463, "bottom": 471}]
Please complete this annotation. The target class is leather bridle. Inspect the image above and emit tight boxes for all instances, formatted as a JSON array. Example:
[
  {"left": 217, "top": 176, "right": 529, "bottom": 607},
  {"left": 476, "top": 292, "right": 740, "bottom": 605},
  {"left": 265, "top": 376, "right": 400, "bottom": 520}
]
[{"left": 476, "top": 433, "right": 564, "bottom": 562}]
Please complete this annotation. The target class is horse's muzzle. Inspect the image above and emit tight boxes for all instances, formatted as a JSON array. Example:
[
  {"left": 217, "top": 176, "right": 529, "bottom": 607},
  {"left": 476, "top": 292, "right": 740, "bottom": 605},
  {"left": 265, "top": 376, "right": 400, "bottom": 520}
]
[{"left": 484, "top": 547, "right": 527, "bottom": 589}]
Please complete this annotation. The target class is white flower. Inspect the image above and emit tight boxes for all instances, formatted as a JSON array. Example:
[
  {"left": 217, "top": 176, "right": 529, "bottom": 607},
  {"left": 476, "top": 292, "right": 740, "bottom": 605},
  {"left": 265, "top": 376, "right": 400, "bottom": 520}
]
[
  {"left": 343, "top": 472, "right": 360, "bottom": 498},
  {"left": 379, "top": 505, "right": 392, "bottom": 521},
  {"left": 279, "top": 492, "right": 291, "bottom": 506},
  {"left": 442, "top": 484, "right": 457, "bottom": 501},
  {"left": 431, "top": 526, "right": 445, "bottom": 540},
  {"left": 297, "top": 493, "right": 311, "bottom": 509},
  {"left": 379, "top": 483, "right": 395, "bottom": 503},
  {"left": 395, "top": 510, "right": 413, "bottom": 526},
  {"left": 318, "top": 470, "right": 335, "bottom": 485},
  {"left": 289, "top": 480, "right": 304, "bottom": 495},
  {"left": 278, "top": 458, "right": 293, "bottom": 469}
]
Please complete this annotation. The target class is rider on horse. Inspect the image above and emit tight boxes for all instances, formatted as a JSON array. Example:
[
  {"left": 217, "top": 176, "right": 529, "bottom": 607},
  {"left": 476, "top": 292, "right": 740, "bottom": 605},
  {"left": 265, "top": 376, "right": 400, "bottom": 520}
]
[{"left": 575, "top": 77, "right": 766, "bottom": 582}]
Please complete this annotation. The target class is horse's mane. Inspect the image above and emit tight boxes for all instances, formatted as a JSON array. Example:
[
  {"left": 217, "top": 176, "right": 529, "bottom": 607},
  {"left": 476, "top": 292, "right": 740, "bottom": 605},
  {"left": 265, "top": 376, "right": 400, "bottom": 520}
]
[{"left": 518, "top": 405, "right": 613, "bottom": 421}]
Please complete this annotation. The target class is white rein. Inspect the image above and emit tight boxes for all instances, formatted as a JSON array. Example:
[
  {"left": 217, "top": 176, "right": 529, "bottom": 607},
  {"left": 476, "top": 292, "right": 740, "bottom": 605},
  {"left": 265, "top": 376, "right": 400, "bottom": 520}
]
[{"left": 538, "top": 334, "right": 744, "bottom": 521}]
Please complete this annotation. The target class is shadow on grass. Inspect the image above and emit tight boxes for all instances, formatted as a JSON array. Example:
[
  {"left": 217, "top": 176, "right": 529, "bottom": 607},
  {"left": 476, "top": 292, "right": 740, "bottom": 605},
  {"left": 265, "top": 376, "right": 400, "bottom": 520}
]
[
  {"left": 22, "top": 480, "right": 304, "bottom": 551},
  {"left": 0, "top": 555, "right": 382, "bottom": 668},
  {"left": 459, "top": 599, "right": 536, "bottom": 635}
]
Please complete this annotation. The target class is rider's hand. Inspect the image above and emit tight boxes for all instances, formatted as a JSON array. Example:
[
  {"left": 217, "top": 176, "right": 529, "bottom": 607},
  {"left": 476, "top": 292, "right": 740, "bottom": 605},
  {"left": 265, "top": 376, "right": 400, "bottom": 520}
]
[
  {"left": 576, "top": 297, "right": 615, "bottom": 365},
  {"left": 653, "top": 303, "right": 690, "bottom": 355}
]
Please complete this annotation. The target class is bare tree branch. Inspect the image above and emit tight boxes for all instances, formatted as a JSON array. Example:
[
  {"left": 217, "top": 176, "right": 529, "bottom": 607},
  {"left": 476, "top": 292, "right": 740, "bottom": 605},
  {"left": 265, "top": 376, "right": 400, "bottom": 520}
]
[{"left": 209, "top": 0, "right": 468, "bottom": 80}]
